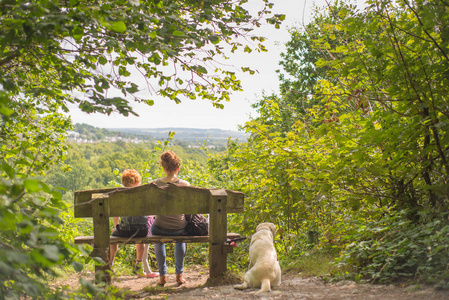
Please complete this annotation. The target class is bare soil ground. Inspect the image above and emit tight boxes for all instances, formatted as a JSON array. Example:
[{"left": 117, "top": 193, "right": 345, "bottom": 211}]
[{"left": 57, "top": 265, "right": 449, "bottom": 299}]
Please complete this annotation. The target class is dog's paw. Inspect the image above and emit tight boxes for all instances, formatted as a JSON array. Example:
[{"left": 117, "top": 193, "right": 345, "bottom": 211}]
[{"left": 234, "top": 282, "right": 248, "bottom": 290}]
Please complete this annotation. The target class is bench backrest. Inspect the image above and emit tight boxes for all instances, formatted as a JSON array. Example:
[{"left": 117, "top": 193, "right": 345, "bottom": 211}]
[{"left": 74, "top": 182, "right": 244, "bottom": 218}]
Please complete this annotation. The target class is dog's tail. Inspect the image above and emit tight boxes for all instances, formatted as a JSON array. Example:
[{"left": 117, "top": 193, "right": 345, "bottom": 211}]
[{"left": 255, "top": 278, "right": 271, "bottom": 295}]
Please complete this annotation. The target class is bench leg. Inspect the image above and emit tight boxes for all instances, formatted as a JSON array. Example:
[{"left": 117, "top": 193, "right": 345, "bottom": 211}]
[
  {"left": 91, "top": 194, "right": 112, "bottom": 284},
  {"left": 209, "top": 243, "right": 227, "bottom": 278},
  {"left": 91, "top": 247, "right": 112, "bottom": 284},
  {"left": 209, "top": 190, "right": 228, "bottom": 279},
  {"left": 92, "top": 243, "right": 112, "bottom": 283}
]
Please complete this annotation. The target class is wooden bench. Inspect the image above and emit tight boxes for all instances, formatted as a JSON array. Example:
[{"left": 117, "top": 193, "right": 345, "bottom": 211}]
[{"left": 73, "top": 182, "right": 244, "bottom": 283}]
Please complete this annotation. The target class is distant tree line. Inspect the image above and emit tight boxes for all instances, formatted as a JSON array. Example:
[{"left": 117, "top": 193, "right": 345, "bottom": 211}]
[{"left": 71, "top": 123, "right": 153, "bottom": 141}]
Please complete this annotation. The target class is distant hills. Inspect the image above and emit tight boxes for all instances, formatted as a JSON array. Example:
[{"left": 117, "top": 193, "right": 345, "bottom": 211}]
[
  {"left": 109, "top": 127, "right": 248, "bottom": 142},
  {"left": 69, "top": 124, "right": 248, "bottom": 145}
]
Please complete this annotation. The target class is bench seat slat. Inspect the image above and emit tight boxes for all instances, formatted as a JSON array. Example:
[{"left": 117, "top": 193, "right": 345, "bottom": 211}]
[{"left": 75, "top": 232, "right": 241, "bottom": 245}]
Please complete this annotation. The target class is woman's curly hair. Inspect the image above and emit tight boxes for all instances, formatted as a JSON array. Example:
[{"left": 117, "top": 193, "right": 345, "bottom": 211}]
[{"left": 160, "top": 150, "right": 180, "bottom": 173}]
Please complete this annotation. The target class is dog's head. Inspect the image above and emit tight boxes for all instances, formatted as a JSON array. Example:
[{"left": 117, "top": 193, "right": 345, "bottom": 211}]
[{"left": 256, "top": 222, "right": 276, "bottom": 239}]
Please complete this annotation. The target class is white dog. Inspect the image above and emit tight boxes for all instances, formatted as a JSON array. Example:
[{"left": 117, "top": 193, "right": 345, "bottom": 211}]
[{"left": 234, "top": 222, "right": 281, "bottom": 295}]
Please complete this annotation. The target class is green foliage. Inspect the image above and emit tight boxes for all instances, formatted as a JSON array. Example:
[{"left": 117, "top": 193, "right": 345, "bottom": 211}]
[
  {"left": 0, "top": 182, "right": 71, "bottom": 299},
  {"left": 8, "top": 0, "right": 449, "bottom": 292},
  {"left": 0, "top": 96, "right": 77, "bottom": 298},
  {"left": 181, "top": 159, "right": 218, "bottom": 187},
  {"left": 185, "top": 243, "right": 209, "bottom": 266},
  {"left": 1, "top": 0, "right": 283, "bottom": 115},
  {"left": 45, "top": 136, "right": 221, "bottom": 194},
  {"left": 286, "top": 251, "right": 340, "bottom": 278},
  {"left": 301, "top": 0, "right": 449, "bottom": 212},
  {"left": 335, "top": 211, "right": 449, "bottom": 287},
  {"left": 1, "top": 0, "right": 284, "bottom": 297},
  {"left": 208, "top": 0, "right": 449, "bottom": 285}
]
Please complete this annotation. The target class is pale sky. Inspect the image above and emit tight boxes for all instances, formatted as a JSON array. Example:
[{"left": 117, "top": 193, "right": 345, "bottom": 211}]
[{"left": 68, "top": 0, "right": 365, "bottom": 131}]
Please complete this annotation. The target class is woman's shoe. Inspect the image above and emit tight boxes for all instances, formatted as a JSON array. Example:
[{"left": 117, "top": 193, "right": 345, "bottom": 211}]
[
  {"left": 176, "top": 273, "right": 186, "bottom": 285},
  {"left": 158, "top": 275, "right": 167, "bottom": 286},
  {"left": 145, "top": 271, "right": 159, "bottom": 278}
]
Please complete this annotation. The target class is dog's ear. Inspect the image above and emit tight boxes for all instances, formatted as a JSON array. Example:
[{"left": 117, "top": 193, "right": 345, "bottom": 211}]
[{"left": 269, "top": 223, "right": 276, "bottom": 238}]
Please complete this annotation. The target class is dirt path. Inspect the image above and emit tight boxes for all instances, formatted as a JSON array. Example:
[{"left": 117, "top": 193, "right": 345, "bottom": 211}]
[{"left": 59, "top": 265, "right": 449, "bottom": 299}]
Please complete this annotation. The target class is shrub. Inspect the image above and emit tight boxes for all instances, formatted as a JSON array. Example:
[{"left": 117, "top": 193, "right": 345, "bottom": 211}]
[{"left": 335, "top": 210, "right": 449, "bottom": 288}]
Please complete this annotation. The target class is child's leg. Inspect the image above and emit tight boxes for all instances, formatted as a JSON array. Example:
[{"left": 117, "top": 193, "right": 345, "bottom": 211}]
[
  {"left": 110, "top": 244, "right": 118, "bottom": 266},
  {"left": 142, "top": 243, "right": 151, "bottom": 274},
  {"left": 136, "top": 243, "right": 144, "bottom": 261},
  {"left": 133, "top": 244, "right": 145, "bottom": 277}
]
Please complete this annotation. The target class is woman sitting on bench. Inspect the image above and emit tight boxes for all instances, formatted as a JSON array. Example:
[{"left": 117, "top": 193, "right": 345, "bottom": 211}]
[{"left": 151, "top": 150, "right": 190, "bottom": 286}]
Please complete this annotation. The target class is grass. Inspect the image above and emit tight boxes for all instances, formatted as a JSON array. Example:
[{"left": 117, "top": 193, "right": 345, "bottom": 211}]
[{"left": 283, "top": 251, "right": 341, "bottom": 278}]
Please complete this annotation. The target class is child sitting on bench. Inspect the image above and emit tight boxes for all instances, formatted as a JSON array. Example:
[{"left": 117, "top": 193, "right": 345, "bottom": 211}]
[{"left": 109, "top": 169, "right": 158, "bottom": 278}]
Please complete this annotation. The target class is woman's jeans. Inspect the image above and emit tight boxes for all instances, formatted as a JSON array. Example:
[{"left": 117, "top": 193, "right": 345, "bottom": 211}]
[{"left": 150, "top": 224, "right": 186, "bottom": 275}]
